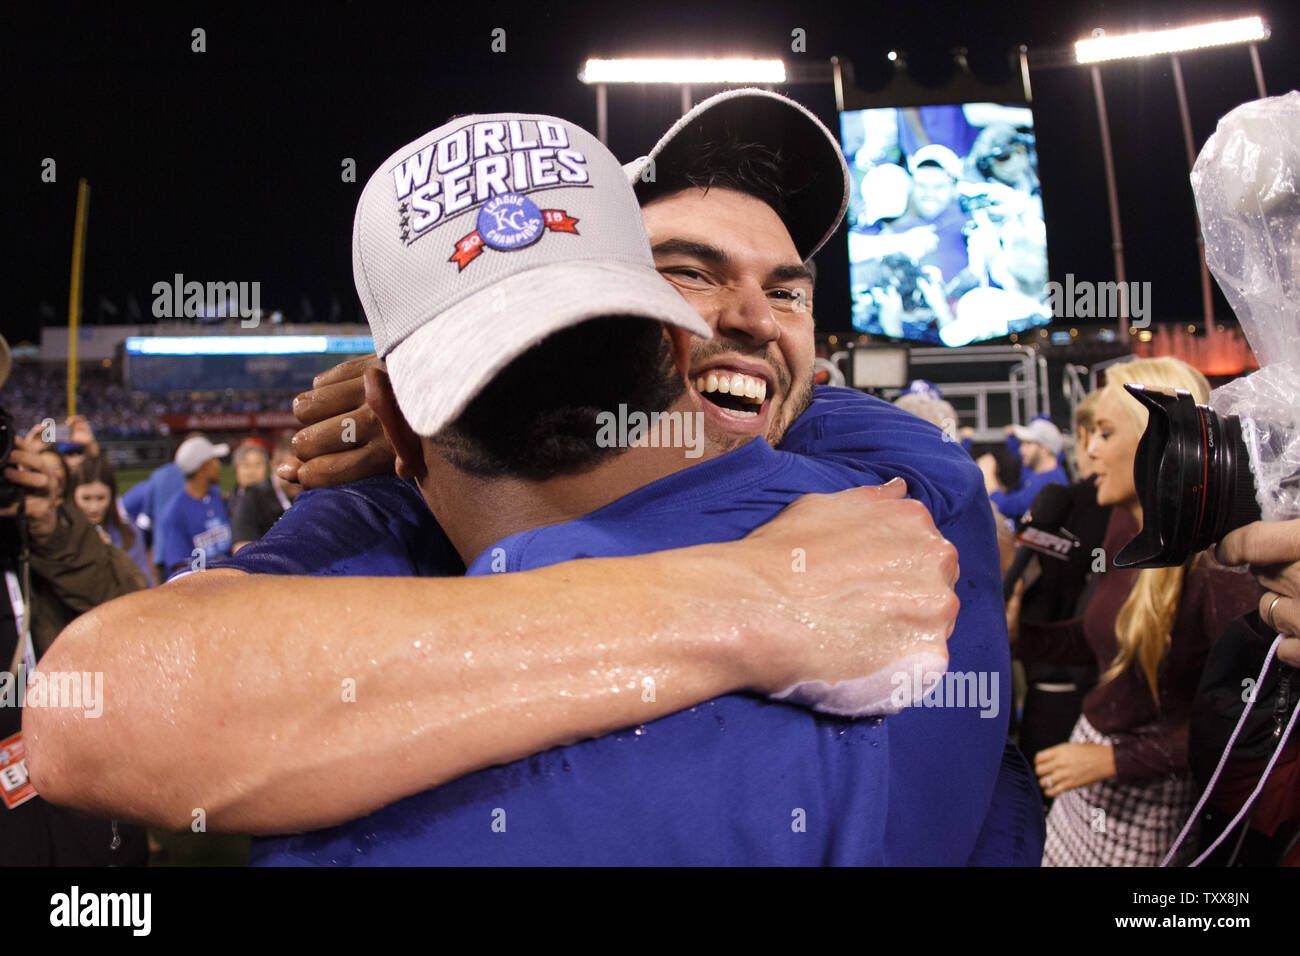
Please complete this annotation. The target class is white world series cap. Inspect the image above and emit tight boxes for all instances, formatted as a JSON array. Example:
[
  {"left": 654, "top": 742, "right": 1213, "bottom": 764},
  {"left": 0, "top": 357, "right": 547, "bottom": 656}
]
[{"left": 353, "top": 111, "right": 712, "bottom": 439}]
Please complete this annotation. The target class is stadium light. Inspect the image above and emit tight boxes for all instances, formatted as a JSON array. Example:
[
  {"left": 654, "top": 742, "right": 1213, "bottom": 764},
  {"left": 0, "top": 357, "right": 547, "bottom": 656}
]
[
  {"left": 579, "top": 58, "right": 786, "bottom": 85},
  {"left": 1075, "top": 15, "right": 1268, "bottom": 64},
  {"left": 1074, "top": 14, "right": 1269, "bottom": 337}
]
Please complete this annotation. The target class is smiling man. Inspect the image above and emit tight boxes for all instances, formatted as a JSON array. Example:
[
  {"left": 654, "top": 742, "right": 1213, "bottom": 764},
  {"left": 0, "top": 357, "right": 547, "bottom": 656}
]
[
  {"left": 648, "top": 188, "right": 810, "bottom": 448},
  {"left": 625, "top": 94, "right": 836, "bottom": 458},
  {"left": 27, "top": 92, "right": 1037, "bottom": 863}
]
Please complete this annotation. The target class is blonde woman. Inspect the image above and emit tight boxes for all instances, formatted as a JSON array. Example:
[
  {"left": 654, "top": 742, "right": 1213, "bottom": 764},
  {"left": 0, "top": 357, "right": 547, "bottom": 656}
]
[{"left": 1022, "top": 357, "right": 1261, "bottom": 865}]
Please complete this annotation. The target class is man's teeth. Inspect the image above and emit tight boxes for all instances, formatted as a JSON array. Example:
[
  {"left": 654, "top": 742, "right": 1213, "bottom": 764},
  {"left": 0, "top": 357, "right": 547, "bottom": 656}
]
[{"left": 695, "top": 371, "right": 767, "bottom": 404}]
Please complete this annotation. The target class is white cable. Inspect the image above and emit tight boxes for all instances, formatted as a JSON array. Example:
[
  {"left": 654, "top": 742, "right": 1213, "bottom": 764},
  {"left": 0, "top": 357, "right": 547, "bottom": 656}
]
[
  {"left": 1160, "top": 633, "right": 1284, "bottom": 866},
  {"left": 1188, "top": 668, "right": 1300, "bottom": 866}
]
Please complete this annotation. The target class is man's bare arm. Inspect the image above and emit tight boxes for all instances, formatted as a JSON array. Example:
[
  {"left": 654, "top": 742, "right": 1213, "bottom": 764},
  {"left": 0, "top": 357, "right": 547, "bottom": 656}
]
[{"left": 24, "top": 483, "right": 958, "bottom": 835}]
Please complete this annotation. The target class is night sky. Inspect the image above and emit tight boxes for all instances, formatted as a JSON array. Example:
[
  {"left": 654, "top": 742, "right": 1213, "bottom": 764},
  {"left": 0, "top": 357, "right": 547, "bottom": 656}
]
[{"left": 3, "top": 0, "right": 1297, "bottom": 345}]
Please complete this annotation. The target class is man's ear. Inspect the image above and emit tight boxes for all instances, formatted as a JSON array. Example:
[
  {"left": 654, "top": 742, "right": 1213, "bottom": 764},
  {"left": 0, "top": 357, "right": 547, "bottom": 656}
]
[
  {"left": 364, "top": 366, "right": 426, "bottom": 481},
  {"left": 664, "top": 326, "right": 695, "bottom": 380}
]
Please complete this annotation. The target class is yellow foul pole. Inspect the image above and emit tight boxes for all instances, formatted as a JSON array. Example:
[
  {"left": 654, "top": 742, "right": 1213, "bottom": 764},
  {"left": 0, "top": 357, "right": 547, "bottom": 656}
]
[{"left": 66, "top": 178, "right": 90, "bottom": 417}]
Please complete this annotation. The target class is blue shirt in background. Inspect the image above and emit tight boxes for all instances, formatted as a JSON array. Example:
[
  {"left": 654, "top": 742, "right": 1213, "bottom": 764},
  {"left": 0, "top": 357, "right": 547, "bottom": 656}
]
[
  {"left": 106, "top": 521, "right": 154, "bottom": 587},
  {"left": 159, "top": 488, "right": 232, "bottom": 572},
  {"left": 989, "top": 464, "right": 1068, "bottom": 525},
  {"left": 121, "top": 461, "right": 185, "bottom": 555}
]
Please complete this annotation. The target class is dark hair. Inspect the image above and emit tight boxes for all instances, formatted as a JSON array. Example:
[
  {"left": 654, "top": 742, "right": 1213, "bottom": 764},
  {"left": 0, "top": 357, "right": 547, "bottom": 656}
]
[
  {"left": 970, "top": 442, "right": 1022, "bottom": 492},
  {"left": 431, "top": 316, "right": 684, "bottom": 481},
  {"left": 67, "top": 455, "right": 134, "bottom": 550},
  {"left": 640, "top": 138, "right": 788, "bottom": 225}
]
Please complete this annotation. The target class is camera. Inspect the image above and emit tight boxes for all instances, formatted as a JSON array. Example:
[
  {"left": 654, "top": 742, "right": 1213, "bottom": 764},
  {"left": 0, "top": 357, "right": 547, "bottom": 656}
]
[
  {"left": 1115, "top": 93, "right": 1300, "bottom": 569},
  {"left": 1114, "top": 384, "right": 1261, "bottom": 569},
  {"left": 877, "top": 252, "right": 925, "bottom": 309}
]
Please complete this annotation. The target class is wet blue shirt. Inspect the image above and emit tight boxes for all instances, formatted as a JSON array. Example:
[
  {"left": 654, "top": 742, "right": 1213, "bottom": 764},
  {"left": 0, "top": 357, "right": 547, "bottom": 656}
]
[
  {"left": 228, "top": 387, "right": 1039, "bottom": 865},
  {"left": 214, "top": 474, "right": 460, "bottom": 579}
]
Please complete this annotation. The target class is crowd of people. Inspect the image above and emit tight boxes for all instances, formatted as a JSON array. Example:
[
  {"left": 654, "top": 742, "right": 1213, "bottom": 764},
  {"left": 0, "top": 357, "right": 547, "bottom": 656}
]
[
  {"left": 118, "top": 432, "right": 300, "bottom": 583},
  {"left": 0, "top": 380, "right": 302, "bottom": 863},
  {"left": 3, "top": 364, "right": 294, "bottom": 441},
  {"left": 893, "top": 364, "right": 1297, "bottom": 866},
  {"left": 4, "top": 87, "right": 1298, "bottom": 870}
]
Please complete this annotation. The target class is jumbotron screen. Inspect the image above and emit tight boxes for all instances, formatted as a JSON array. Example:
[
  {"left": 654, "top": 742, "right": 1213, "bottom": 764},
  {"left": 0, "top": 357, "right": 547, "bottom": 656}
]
[{"left": 839, "top": 102, "right": 1050, "bottom": 347}]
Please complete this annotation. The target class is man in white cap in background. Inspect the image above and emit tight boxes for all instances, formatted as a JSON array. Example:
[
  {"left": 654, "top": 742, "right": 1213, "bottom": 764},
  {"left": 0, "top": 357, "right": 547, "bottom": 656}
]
[
  {"left": 983, "top": 418, "right": 1068, "bottom": 524},
  {"left": 157, "top": 435, "right": 231, "bottom": 577}
]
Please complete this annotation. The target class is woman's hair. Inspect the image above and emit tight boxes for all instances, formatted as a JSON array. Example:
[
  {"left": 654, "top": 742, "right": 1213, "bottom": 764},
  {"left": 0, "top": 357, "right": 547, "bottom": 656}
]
[
  {"left": 1099, "top": 357, "right": 1211, "bottom": 701},
  {"left": 1069, "top": 389, "right": 1102, "bottom": 479},
  {"left": 970, "top": 442, "right": 1022, "bottom": 491},
  {"left": 1073, "top": 388, "right": 1101, "bottom": 433},
  {"left": 67, "top": 455, "right": 134, "bottom": 551}
]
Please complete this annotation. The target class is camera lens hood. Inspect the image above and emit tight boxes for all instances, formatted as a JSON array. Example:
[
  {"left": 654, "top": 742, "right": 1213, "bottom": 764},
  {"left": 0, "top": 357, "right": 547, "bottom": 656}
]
[{"left": 1115, "top": 383, "right": 1259, "bottom": 569}]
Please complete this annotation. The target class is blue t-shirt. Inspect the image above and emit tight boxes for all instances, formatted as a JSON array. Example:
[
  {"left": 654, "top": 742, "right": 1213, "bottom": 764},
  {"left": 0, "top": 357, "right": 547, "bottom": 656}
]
[
  {"left": 989, "top": 465, "right": 1068, "bottom": 524},
  {"left": 159, "top": 488, "right": 232, "bottom": 571},
  {"left": 230, "top": 387, "right": 1040, "bottom": 865},
  {"left": 122, "top": 462, "right": 184, "bottom": 553},
  {"left": 120, "top": 479, "right": 150, "bottom": 533}
]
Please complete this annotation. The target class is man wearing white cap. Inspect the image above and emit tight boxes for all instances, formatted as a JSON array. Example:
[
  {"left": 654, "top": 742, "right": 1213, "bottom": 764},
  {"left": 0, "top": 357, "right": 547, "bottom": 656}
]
[
  {"left": 983, "top": 418, "right": 1068, "bottom": 523},
  {"left": 902, "top": 145, "right": 978, "bottom": 290},
  {"left": 158, "top": 435, "right": 232, "bottom": 576}
]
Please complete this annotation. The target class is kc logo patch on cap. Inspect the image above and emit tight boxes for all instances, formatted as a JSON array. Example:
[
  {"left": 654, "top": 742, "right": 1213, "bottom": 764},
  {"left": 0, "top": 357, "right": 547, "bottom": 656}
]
[{"left": 449, "top": 193, "right": 580, "bottom": 270}]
